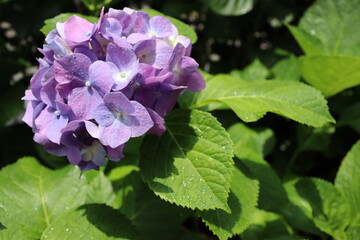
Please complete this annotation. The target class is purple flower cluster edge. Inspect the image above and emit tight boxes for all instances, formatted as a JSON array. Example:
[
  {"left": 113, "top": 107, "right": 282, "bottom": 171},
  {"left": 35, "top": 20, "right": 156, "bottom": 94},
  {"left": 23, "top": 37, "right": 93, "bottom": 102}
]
[{"left": 22, "top": 7, "right": 205, "bottom": 171}]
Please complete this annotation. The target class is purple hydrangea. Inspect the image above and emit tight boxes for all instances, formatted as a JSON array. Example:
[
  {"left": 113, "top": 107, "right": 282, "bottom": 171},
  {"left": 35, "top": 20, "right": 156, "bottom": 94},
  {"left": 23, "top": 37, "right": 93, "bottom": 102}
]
[{"left": 22, "top": 7, "right": 205, "bottom": 171}]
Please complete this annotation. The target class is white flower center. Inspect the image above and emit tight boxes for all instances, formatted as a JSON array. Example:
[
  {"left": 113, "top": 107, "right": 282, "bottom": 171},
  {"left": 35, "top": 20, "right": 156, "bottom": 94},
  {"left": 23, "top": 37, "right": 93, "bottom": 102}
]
[
  {"left": 54, "top": 110, "right": 61, "bottom": 116},
  {"left": 85, "top": 81, "right": 91, "bottom": 87}
]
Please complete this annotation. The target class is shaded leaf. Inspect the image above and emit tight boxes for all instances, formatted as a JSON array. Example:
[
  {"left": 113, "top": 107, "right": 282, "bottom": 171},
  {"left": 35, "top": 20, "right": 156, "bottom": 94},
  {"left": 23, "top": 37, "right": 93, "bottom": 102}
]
[
  {"left": 200, "top": 167, "right": 259, "bottom": 240},
  {"left": 335, "top": 141, "right": 360, "bottom": 225},
  {"left": 41, "top": 204, "right": 141, "bottom": 240},
  {"left": 228, "top": 123, "right": 288, "bottom": 212},
  {"left": 0, "top": 157, "right": 86, "bottom": 239},
  {"left": 283, "top": 179, "right": 323, "bottom": 236},
  {"left": 338, "top": 102, "right": 360, "bottom": 133},
  {"left": 140, "top": 109, "right": 234, "bottom": 211},
  {"left": 240, "top": 210, "right": 292, "bottom": 240},
  {"left": 0, "top": 85, "right": 25, "bottom": 128},
  {"left": 295, "top": 178, "right": 351, "bottom": 239},
  {"left": 112, "top": 170, "right": 190, "bottom": 240}
]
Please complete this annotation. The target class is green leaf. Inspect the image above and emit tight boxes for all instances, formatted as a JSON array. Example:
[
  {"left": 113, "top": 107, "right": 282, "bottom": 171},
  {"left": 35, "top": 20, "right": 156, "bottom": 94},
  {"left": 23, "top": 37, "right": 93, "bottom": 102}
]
[
  {"left": 286, "top": 24, "right": 326, "bottom": 56},
  {"left": 85, "top": 171, "right": 116, "bottom": 205},
  {"left": 301, "top": 55, "right": 360, "bottom": 97},
  {"left": 230, "top": 59, "right": 270, "bottom": 82},
  {"left": 0, "top": 157, "right": 86, "bottom": 239},
  {"left": 112, "top": 170, "right": 190, "bottom": 240},
  {"left": 346, "top": 226, "right": 360, "bottom": 240},
  {"left": 141, "top": 9, "right": 197, "bottom": 44},
  {"left": 202, "top": 0, "right": 254, "bottom": 16},
  {"left": 298, "top": 0, "right": 360, "bottom": 57},
  {"left": 227, "top": 123, "right": 275, "bottom": 158},
  {"left": 200, "top": 167, "right": 259, "bottom": 240},
  {"left": 283, "top": 179, "right": 323, "bottom": 236},
  {"left": 335, "top": 141, "right": 360, "bottom": 225},
  {"left": 240, "top": 210, "right": 293, "bottom": 240},
  {"left": 191, "top": 75, "right": 335, "bottom": 127},
  {"left": 271, "top": 56, "right": 301, "bottom": 81},
  {"left": 228, "top": 124, "right": 288, "bottom": 212},
  {"left": 0, "top": 229, "right": 28, "bottom": 240},
  {"left": 338, "top": 102, "right": 360, "bottom": 133},
  {"left": 140, "top": 109, "right": 234, "bottom": 211},
  {"left": 294, "top": 178, "right": 351, "bottom": 239},
  {"left": 41, "top": 204, "right": 141, "bottom": 240},
  {"left": 40, "top": 13, "right": 98, "bottom": 35}
]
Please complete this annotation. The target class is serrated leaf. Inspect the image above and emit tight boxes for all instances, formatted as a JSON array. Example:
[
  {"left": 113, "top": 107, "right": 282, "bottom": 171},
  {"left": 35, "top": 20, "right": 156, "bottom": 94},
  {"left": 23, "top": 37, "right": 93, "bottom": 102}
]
[
  {"left": 0, "top": 157, "right": 86, "bottom": 239},
  {"left": 85, "top": 171, "right": 116, "bottom": 205},
  {"left": 335, "top": 141, "right": 360, "bottom": 225},
  {"left": 202, "top": 0, "right": 254, "bottom": 16},
  {"left": 294, "top": 178, "right": 351, "bottom": 239},
  {"left": 230, "top": 59, "right": 270, "bottom": 82},
  {"left": 40, "top": 13, "right": 98, "bottom": 35},
  {"left": 234, "top": 141, "right": 288, "bottom": 212},
  {"left": 141, "top": 9, "right": 197, "bottom": 44},
  {"left": 140, "top": 109, "right": 234, "bottom": 211},
  {"left": 41, "top": 204, "right": 141, "bottom": 240},
  {"left": 190, "top": 76, "right": 335, "bottom": 127},
  {"left": 301, "top": 55, "right": 360, "bottom": 97},
  {"left": 271, "top": 56, "right": 301, "bottom": 82},
  {"left": 240, "top": 210, "right": 292, "bottom": 240},
  {"left": 283, "top": 179, "right": 323, "bottom": 236},
  {"left": 228, "top": 124, "right": 288, "bottom": 212},
  {"left": 338, "top": 102, "right": 360, "bottom": 133},
  {"left": 112, "top": 170, "right": 190, "bottom": 240},
  {"left": 200, "top": 167, "right": 259, "bottom": 240}
]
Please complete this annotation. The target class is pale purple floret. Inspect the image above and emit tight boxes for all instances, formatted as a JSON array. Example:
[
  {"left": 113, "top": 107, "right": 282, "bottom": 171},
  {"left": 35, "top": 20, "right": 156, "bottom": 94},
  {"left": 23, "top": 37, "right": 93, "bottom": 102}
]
[
  {"left": 34, "top": 101, "right": 77, "bottom": 144},
  {"left": 57, "top": 15, "right": 96, "bottom": 44},
  {"left": 91, "top": 92, "right": 154, "bottom": 148},
  {"left": 127, "top": 16, "right": 175, "bottom": 44},
  {"left": 134, "top": 39, "right": 173, "bottom": 69},
  {"left": 21, "top": 7, "right": 206, "bottom": 171},
  {"left": 54, "top": 53, "right": 113, "bottom": 119},
  {"left": 106, "top": 44, "right": 139, "bottom": 90}
]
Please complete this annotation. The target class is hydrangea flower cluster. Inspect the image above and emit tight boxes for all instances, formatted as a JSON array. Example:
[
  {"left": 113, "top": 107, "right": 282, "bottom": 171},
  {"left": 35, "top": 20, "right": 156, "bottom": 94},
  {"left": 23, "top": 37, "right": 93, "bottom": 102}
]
[{"left": 22, "top": 7, "right": 205, "bottom": 171}]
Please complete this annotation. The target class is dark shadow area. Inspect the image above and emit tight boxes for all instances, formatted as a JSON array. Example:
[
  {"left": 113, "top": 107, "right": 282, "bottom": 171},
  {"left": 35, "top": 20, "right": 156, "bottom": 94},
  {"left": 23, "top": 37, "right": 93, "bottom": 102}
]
[{"left": 79, "top": 204, "right": 141, "bottom": 239}]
